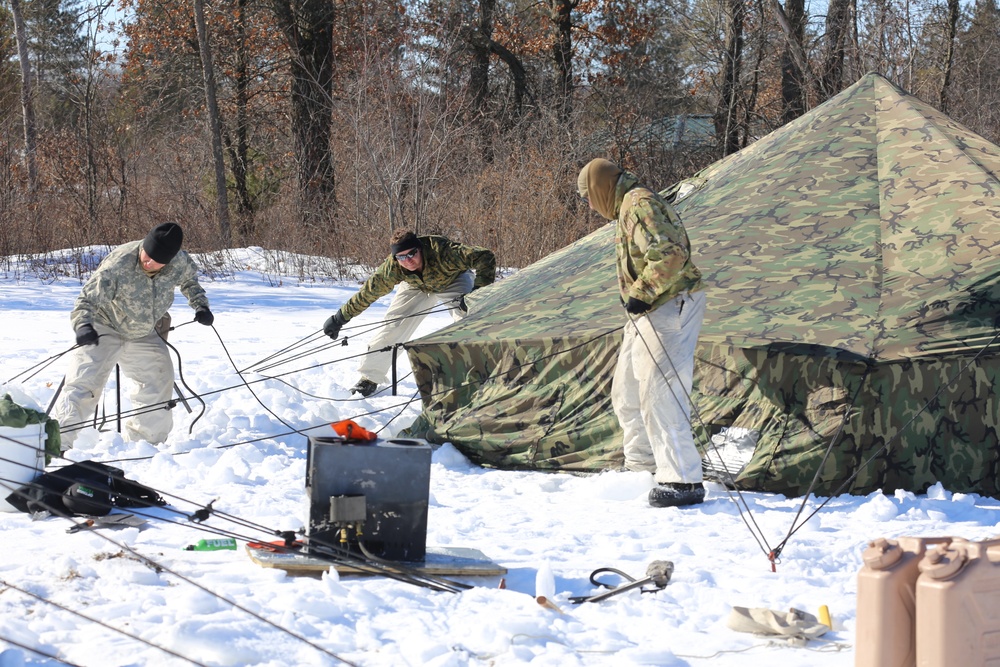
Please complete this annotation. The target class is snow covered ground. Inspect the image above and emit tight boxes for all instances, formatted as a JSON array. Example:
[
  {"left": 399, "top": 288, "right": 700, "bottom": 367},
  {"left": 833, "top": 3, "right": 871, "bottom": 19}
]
[{"left": 1, "top": 247, "right": 998, "bottom": 667}]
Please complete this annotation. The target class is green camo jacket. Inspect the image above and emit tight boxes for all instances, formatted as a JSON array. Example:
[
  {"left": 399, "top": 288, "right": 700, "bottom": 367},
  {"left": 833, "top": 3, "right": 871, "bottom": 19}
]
[
  {"left": 70, "top": 241, "right": 209, "bottom": 340},
  {"left": 614, "top": 171, "right": 703, "bottom": 309},
  {"left": 340, "top": 235, "right": 496, "bottom": 321}
]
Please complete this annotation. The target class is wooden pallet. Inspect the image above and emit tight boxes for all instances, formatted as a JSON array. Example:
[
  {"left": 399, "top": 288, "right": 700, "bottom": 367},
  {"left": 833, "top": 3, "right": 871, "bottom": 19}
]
[{"left": 246, "top": 542, "right": 507, "bottom": 577}]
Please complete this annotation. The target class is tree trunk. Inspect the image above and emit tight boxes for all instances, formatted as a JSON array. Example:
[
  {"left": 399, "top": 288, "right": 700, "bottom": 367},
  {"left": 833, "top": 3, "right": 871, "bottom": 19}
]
[
  {"left": 272, "top": 0, "right": 337, "bottom": 227},
  {"left": 822, "top": 0, "right": 852, "bottom": 98},
  {"left": 193, "top": 0, "right": 232, "bottom": 246},
  {"left": 551, "top": 0, "right": 575, "bottom": 124},
  {"left": 9, "top": 0, "right": 38, "bottom": 193},
  {"left": 779, "top": 0, "right": 807, "bottom": 123},
  {"left": 490, "top": 40, "right": 529, "bottom": 122},
  {"left": 225, "top": 0, "right": 254, "bottom": 238},
  {"left": 465, "top": 0, "right": 529, "bottom": 151},
  {"left": 938, "top": 0, "right": 961, "bottom": 113},
  {"left": 469, "top": 0, "right": 495, "bottom": 162},
  {"left": 715, "top": 0, "right": 746, "bottom": 156}
]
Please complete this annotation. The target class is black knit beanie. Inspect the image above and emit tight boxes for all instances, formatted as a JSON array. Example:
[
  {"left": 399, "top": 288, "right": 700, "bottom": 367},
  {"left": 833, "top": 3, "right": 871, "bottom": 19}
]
[
  {"left": 390, "top": 232, "right": 420, "bottom": 256},
  {"left": 143, "top": 223, "right": 184, "bottom": 264}
]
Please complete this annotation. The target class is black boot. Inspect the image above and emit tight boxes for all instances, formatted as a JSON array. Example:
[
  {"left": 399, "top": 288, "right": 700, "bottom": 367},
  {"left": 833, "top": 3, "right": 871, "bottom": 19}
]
[
  {"left": 648, "top": 482, "right": 706, "bottom": 508},
  {"left": 351, "top": 378, "right": 378, "bottom": 397}
]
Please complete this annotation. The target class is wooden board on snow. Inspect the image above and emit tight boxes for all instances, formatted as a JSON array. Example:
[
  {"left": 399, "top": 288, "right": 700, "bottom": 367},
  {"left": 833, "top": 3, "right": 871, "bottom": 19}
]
[{"left": 246, "top": 542, "right": 507, "bottom": 577}]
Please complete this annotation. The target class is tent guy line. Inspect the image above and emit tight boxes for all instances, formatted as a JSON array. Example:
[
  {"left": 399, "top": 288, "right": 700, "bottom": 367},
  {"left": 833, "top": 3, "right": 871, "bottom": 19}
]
[
  {"left": 2, "top": 487, "right": 364, "bottom": 666},
  {"left": 241, "top": 299, "right": 459, "bottom": 375},
  {"left": 37, "top": 315, "right": 627, "bottom": 453},
  {"left": 0, "top": 455, "right": 484, "bottom": 665},
  {"left": 628, "top": 308, "right": 778, "bottom": 561},
  {"left": 46, "top": 331, "right": 382, "bottom": 435},
  {"left": 0, "top": 462, "right": 471, "bottom": 595},
  {"left": 0, "top": 631, "right": 84, "bottom": 667},
  {"left": 0, "top": 576, "right": 211, "bottom": 667}
]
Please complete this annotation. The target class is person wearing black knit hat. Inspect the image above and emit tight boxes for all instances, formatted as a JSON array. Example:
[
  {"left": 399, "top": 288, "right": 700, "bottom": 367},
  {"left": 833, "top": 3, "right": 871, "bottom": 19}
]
[
  {"left": 143, "top": 222, "right": 184, "bottom": 264},
  {"left": 52, "top": 223, "right": 216, "bottom": 449}
]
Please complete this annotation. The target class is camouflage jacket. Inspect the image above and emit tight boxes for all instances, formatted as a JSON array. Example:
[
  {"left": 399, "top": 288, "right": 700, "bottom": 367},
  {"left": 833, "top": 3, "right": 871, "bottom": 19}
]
[
  {"left": 340, "top": 235, "right": 496, "bottom": 321},
  {"left": 70, "top": 241, "right": 209, "bottom": 340},
  {"left": 614, "top": 171, "right": 703, "bottom": 309}
]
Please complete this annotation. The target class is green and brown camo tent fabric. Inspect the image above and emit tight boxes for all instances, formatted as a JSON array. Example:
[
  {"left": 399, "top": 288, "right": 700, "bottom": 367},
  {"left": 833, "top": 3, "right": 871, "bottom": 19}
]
[{"left": 404, "top": 72, "right": 1000, "bottom": 497}]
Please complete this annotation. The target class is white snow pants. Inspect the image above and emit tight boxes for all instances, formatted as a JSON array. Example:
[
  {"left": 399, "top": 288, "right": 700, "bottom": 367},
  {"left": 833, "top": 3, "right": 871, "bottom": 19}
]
[
  {"left": 357, "top": 271, "right": 475, "bottom": 385},
  {"left": 52, "top": 321, "right": 175, "bottom": 448},
  {"left": 612, "top": 290, "right": 707, "bottom": 484}
]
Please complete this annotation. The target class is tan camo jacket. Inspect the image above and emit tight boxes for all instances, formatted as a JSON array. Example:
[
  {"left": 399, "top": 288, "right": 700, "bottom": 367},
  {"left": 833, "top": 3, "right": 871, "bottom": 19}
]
[
  {"left": 340, "top": 235, "right": 496, "bottom": 321},
  {"left": 613, "top": 171, "right": 703, "bottom": 309}
]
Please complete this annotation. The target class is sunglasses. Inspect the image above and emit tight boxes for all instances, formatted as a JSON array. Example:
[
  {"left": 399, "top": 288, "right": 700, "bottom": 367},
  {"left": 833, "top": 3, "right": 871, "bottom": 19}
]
[{"left": 394, "top": 248, "right": 420, "bottom": 261}]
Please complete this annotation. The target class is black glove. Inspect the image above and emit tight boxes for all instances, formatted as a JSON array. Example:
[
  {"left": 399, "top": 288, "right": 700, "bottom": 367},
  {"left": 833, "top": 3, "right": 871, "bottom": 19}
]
[
  {"left": 194, "top": 308, "right": 214, "bottom": 326},
  {"left": 323, "top": 311, "right": 347, "bottom": 340},
  {"left": 458, "top": 295, "right": 469, "bottom": 313},
  {"left": 625, "top": 297, "right": 652, "bottom": 315},
  {"left": 75, "top": 324, "right": 99, "bottom": 346}
]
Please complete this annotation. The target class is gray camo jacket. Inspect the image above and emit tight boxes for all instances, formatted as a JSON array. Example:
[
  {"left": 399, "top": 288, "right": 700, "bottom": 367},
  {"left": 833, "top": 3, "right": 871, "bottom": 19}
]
[{"left": 70, "top": 241, "right": 209, "bottom": 340}]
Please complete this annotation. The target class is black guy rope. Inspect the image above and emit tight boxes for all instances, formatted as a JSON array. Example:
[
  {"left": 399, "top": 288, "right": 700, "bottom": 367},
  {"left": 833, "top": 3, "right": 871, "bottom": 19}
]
[
  {"left": 241, "top": 301, "right": 459, "bottom": 375},
  {"left": 0, "top": 630, "right": 83, "bottom": 667},
  {"left": 0, "top": 577, "right": 211, "bottom": 667}
]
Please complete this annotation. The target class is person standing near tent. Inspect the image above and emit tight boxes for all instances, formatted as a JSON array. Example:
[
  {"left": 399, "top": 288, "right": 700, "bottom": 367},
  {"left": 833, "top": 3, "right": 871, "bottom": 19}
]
[
  {"left": 52, "top": 223, "right": 214, "bottom": 449},
  {"left": 322, "top": 229, "right": 496, "bottom": 397},
  {"left": 577, "top": 158, "right": 707, "bottom": 508}
]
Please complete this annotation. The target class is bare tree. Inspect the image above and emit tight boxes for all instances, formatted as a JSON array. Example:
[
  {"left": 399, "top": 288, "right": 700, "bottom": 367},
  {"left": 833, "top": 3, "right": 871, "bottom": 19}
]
[
  {"left": 193, "top": 0, "right": 232, "bottom": 245},
  {"left": 778, "top": 0, "right": 808, "bottom": 122},
  {"left": 550, "top": 0, "right": 577, "bottom": 124},
  {"left": 222, "top": 0, "right": 254, "bottom": 237},
  {"left": 715, "top": 0, "right": 747, "bottom": 156},
  {"left": 8, "top": 0, "right": 38, "bottom": 192},
  {"left": 822, "top": 0, "right": 853, "bottom": 97},
  {"left": 938, "top": 0, "right": 961, "bottom": 112},
  {"left": 463, "top": 0, "right": 530, "bottom": 160},
  {"left": 271, "top": 0, "right": 336, "bottom": 226}
]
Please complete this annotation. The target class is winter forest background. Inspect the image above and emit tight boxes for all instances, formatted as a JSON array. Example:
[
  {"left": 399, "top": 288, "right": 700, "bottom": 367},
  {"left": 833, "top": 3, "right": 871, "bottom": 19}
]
[{"left": 1, "top": 0, "right": 998, "bottom": 275}]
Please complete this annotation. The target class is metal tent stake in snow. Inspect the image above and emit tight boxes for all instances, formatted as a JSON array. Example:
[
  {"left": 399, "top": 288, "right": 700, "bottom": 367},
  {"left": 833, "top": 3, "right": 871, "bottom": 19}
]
[{"left": 47, "top": 367, "right": 193, "bottom": 434}]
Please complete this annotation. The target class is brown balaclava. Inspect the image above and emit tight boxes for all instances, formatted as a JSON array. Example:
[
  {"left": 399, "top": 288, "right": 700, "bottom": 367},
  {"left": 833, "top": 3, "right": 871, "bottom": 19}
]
[{"left": 577, "top": 158, "right": 624, "bottom": 221}]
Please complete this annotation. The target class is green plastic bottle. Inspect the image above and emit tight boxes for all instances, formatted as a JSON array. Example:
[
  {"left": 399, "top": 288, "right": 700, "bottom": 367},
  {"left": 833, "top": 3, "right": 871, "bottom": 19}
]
[{"left": 185, "top": 538, "right": 238, "bottom": 551}]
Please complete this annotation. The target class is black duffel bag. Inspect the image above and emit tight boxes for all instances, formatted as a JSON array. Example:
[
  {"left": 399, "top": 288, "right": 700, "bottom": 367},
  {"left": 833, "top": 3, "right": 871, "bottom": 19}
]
[{"left": 5, "top": 460, "right": 165, "bottom": 517}]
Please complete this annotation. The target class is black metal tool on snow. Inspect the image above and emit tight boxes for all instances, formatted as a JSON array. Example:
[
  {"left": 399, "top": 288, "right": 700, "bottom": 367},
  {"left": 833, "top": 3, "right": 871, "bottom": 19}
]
[
  {"left": 569, "top": 560, "right": 674, "bottom": 604},
  {"left": 66, "top": 514, "right": 148, "bottom": 533}
]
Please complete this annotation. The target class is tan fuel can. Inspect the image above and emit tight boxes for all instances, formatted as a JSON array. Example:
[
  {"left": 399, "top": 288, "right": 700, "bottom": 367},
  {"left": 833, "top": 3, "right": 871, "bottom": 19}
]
[
  {"left": 856, "top": 536, "right": 950, "bottom": 667},
  {"left": 916, "top": 537, "right": 1000, "bottom": 667}
]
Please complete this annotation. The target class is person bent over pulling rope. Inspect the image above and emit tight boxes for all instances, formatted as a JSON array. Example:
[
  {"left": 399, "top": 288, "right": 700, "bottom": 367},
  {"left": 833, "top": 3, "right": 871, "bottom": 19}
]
[
  {"left": 322, "top": 229, "right": 496, "bottom": 397},
  {"left": 52, "top": 223, "right": 214, "bottom": 448}
]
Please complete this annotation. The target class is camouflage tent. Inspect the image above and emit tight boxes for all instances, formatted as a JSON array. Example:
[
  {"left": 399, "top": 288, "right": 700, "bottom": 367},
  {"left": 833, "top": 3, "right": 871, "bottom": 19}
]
[{"left": 405, "top": 73, "right": 1000, "bottom": 497}]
